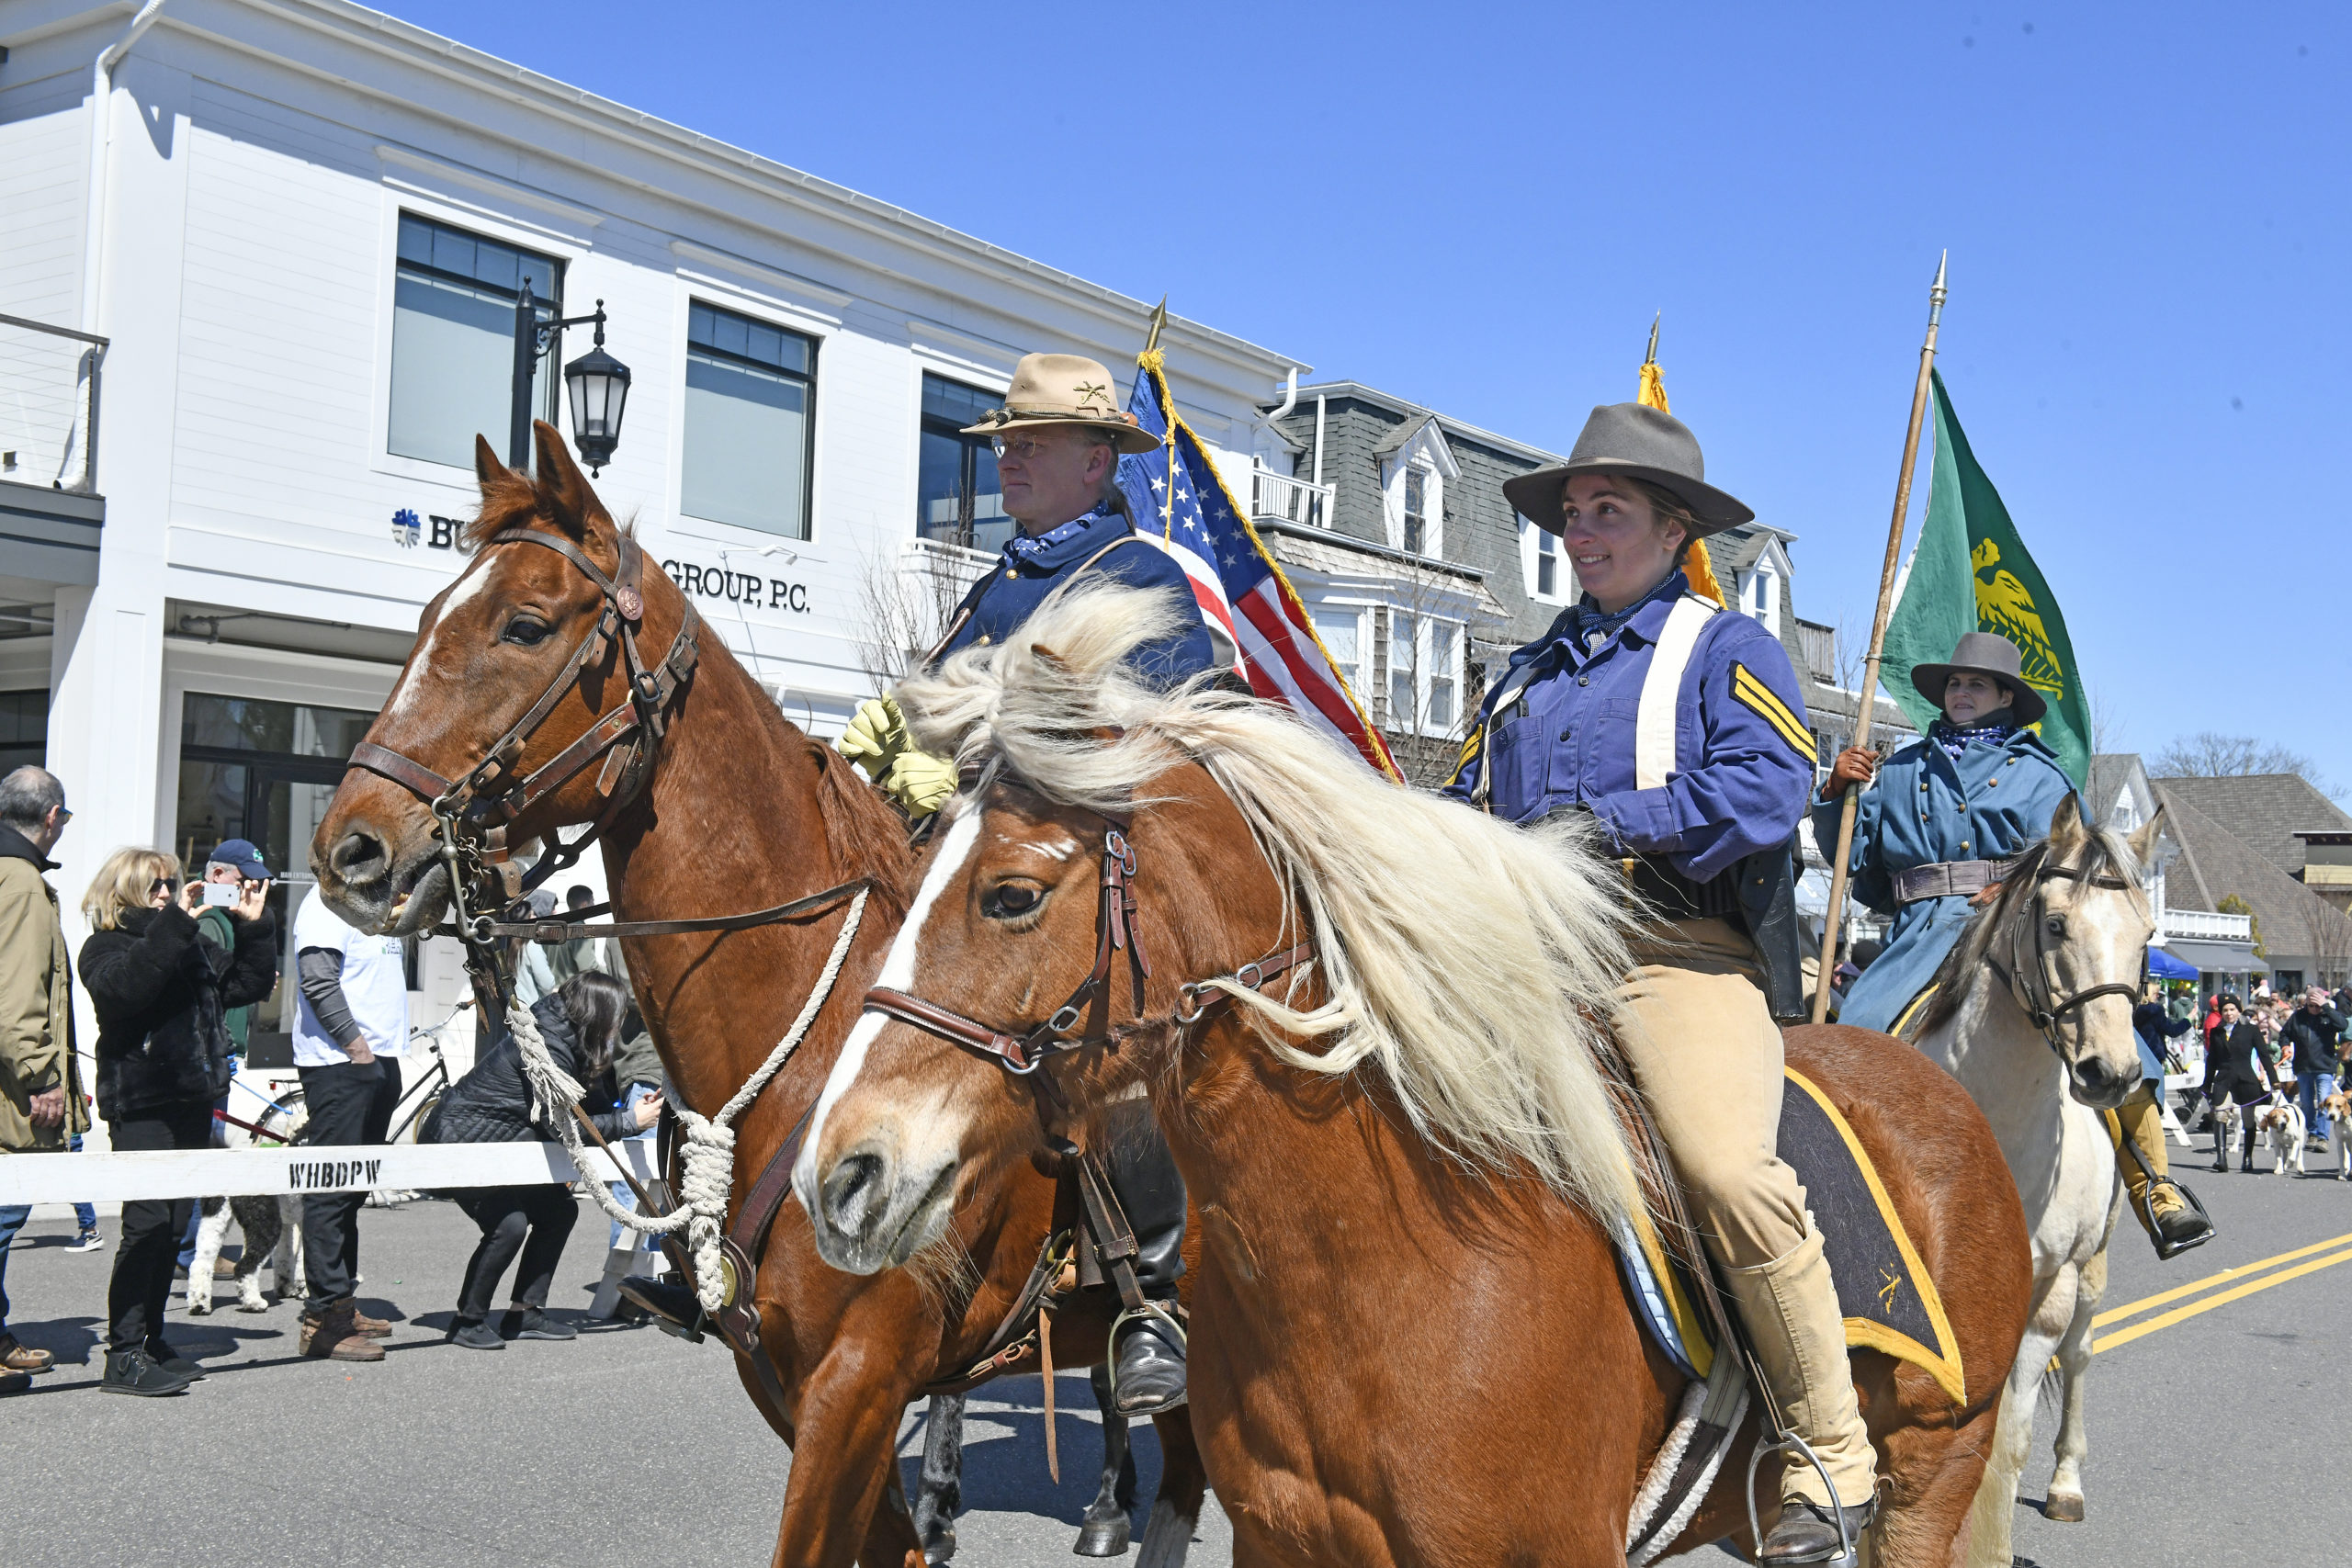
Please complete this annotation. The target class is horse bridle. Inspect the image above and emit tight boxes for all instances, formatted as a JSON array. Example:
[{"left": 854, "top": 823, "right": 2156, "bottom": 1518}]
[
  {"left": 864, "top": 799, "right": 1314, "bottom": 1084},
  {"left": 1985, "top": 856, "right": 2145, "bottom": 1062},
  {"left": 347, "top": 526, "right": 706, "bottom": 943}
]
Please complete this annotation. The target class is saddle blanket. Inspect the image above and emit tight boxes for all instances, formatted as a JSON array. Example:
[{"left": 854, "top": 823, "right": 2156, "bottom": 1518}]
[{"left": 1618, "top": 1067, "right": 1967, "bottom": 1405}]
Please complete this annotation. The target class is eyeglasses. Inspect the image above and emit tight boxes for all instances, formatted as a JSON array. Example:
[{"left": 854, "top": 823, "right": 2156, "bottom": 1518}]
[
  {"left": 989, "top": 436, "right": 1057, "bottom": 461},
  {"left": 151, "top": 877, "right": 178, "bottom": 896}
]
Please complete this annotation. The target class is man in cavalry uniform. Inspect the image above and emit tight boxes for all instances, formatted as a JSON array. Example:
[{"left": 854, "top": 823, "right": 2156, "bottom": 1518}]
[
  {"left": 1443, "top": 402, "right": 1873, "bottom": 1565},
  {"left": 839, "top": 352, "right": 1205, "bottom": 1417},
  {"left": 1816, "top": 632, "right": 2213, "bottom": 1257}
]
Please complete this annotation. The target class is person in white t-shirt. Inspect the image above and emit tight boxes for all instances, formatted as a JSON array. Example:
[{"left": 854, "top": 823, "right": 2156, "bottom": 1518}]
[{"left": 289, "top": 884, "right": 409, "bottom": 1362}]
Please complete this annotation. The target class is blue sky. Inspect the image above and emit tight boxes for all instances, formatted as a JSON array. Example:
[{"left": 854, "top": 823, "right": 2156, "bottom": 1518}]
[{"left": 388, "top": 1, "right": 2348, "bottom": 788}]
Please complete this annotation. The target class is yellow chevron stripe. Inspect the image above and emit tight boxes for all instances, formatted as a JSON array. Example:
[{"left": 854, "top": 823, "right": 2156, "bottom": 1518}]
[
  {"left": 1733, "top": 664, "right": 1813, "bottom": 760},
  {"left": 1445, "top": 724, "right": 1484, "bottom": 786}
]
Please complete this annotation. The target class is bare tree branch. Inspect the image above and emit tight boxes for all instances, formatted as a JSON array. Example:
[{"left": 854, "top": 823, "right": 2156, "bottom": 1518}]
[{"left": 2150, "top": 731, "right": 2341, "bottom": 797}]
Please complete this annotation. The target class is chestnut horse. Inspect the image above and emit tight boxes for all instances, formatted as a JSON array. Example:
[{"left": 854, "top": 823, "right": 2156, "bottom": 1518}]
[
  {"left": 797, "top": 584, "right": 2034, "bottom": 1566},
  {"left": 310, "top": 425, "right": 1203, "bottom": 1568}
]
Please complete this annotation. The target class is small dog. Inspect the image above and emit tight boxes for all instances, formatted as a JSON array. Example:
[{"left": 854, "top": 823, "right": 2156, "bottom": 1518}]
[
  {"left": 2323, "top": 1090, "right": 2352, "bottom": 1181},
  {"left": 186, "top": 1092, "right": 309, "bottom": 1314},
  {"left": 2256, "top": 1101, "right": 2308, "bottom": 1178}
]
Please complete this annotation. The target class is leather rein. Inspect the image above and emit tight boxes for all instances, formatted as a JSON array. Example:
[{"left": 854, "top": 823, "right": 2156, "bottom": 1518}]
[
  {"left": 1984, "top": 854, "right": 2146, "bottom": 1062},
  {"left": 863, "top": 807, "right": 1315, "bottom": 1089}
]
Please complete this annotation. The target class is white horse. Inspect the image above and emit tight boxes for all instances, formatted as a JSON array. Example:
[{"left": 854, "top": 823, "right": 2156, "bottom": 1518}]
[{"left": 1908, "top": 796, "right": 2161, "bottom": 1566}]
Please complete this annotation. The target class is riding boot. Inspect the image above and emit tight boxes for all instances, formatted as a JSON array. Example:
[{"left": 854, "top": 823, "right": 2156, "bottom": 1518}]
[
  {"left": 1721, "top": 1226, "right": 1877, "bottom": 1565},
  {"left": 2240, "top": 1127, "right": 2256, "bottom": 1174},
  {"left": 2106, "top": 1085, "right": 2213, "bottom": 1258},
  {"left": 1103, "top": 1102, "right": 1187, "bottom": 1418}
]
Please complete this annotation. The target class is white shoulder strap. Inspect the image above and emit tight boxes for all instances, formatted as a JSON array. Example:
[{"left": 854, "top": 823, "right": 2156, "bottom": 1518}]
[{"left": 1634, "top": 595, "right": 1718, "bottom": 792}]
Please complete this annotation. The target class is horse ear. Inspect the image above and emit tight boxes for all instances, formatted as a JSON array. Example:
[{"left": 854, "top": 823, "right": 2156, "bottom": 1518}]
[
  {"left": 474, "top": 434, "right": 511, "bottom": 494},
  {"left": 531, "top": 419, "right": 599, "bottom": 540},
  {"left": 2048, "top": 791, "right": 2087, "bottom": 852},
  {"left": 2127, "top": 804, "right": 2165, "bottom": 865}
]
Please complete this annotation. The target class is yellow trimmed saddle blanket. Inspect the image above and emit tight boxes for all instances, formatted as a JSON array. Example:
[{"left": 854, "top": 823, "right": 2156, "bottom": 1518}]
[{"left": 1618, "top": 1067, "right": 1966, "bottom": 1405}]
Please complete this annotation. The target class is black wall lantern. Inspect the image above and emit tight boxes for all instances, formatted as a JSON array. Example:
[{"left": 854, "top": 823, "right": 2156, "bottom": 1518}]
[{"left": 511, "top": 282, "right": 632, "bottom": 475}]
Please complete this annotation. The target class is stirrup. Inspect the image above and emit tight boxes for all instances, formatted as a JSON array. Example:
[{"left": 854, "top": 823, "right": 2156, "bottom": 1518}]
[
  {"left": 1105, "top": 1299, "right": 1187, "bottom": 1414},
  {"left": 2143, "top": 1178, "right": 2215, "bottom": 1261},
  {"left": 617, "top": 1275, "right": 706, "bottom": 1345},
  {"left": 1746, "top": 1430, "right": 1868, "bottom": 1568}
]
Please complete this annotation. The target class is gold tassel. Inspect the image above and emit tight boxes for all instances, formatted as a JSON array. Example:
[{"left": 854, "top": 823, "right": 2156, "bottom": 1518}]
[{"left": 1635, "top": 340, "right": 1725, "bottom": 606}]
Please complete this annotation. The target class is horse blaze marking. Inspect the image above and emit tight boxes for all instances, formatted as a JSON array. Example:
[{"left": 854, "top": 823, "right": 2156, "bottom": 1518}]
[{"left": 287, "top": 1159, "right": 383, "bottom": 1190}]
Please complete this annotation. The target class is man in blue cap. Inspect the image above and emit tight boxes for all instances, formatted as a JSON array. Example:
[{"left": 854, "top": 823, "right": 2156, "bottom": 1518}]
[
  {"left": 1444, "top": 401, "right": 1870, "bottom": 1567},
  {"left": 198, "top": 840, "right": 275, "bottom": 1061}
]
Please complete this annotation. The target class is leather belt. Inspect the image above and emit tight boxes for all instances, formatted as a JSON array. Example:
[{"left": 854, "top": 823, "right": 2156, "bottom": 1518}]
[
  {"left": 1892, "top": 855, "right": 2021, "bottom": 905},
  {"left": 1619, "top": 853, "right": 1741, "bottom": 922}
]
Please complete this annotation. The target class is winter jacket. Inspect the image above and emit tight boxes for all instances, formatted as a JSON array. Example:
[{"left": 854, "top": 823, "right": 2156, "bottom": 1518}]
[
  {"left": 424, "top": 993, "right": 634, "bottom": 1145},
  {"left": 0, "top": 826, "right": 86, "bottom": 1149},
  {"left": 2282, "top": 1005, "right": 2346, "bottom": 1077},
  {"left": 79, "top": 902, "right": 278, "bottom": 1122},
  {"left": 2203, "top": 1021, "right": 2278, "bottom": 1100}
]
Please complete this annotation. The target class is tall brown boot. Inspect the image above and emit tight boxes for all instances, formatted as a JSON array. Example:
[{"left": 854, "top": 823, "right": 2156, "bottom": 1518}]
[{"left": 301, "top": 1299, "right": 385, "bottom": 1362}]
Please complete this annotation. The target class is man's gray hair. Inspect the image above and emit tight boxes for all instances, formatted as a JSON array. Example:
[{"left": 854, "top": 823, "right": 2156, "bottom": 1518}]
[
  {"left": 204, "top": 860, "right": 242, "bottom": 880},
  {"left": 0, "top": 767, "right": 63, "bottom": 834}
]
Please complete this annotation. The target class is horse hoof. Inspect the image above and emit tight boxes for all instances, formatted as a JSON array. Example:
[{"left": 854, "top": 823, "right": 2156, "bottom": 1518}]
[
  {"left": 2041, "top": 1493, "right": 2085, "bottom": 1523},
  {"left": 1074, "top": 1516, "right": 1133, "bottom": 1557},
  {"left": 920, "top": 1523, "right": 956, "bottom": 1564}
]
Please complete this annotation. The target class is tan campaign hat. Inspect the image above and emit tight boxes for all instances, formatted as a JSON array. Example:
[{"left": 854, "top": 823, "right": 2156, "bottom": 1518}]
[{"left": 960, "top": 353, "right": 1159, "bottom": 455}]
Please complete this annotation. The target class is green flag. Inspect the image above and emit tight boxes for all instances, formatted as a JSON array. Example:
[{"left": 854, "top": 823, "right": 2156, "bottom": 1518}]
[{"left": 1881, "top": 370, "right": 2091, "bottom": 786}]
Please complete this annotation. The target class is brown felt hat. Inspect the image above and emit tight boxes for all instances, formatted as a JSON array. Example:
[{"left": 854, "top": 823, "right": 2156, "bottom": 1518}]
[
  {"left": 960, "top": 353, "right": 1159, "bottom": 456},
  {"left": 1910, "top": 631, "right": 2047, "bottom": 725},
  {"left": 1503, "top": 402, "right": 1755, "bottom": 538}
]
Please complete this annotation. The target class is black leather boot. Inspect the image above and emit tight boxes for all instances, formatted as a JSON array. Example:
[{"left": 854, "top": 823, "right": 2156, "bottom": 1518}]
[
  {"left": 617, "top": 1275, "right": 704, "bottom": 1342},
  {"left": 1104, "top": 1102, "right": 1187, "bottom": 1417},
  {"left": 1759, "top": 1495, "right": 1877, "bottom": 1566}
]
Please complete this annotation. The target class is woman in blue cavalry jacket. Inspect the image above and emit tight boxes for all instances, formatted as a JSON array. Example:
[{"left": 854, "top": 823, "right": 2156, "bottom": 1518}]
[
  {"left": 1817, "top": 631, "right": 2213, "bottom": 1258},
  {"left": 1812, "top": 632, "right": 2075, "bottom": 1038}
]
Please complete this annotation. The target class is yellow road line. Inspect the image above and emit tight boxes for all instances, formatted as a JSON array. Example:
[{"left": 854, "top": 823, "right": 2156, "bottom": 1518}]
[
  {"left": 2093, "top": 1247, "right": 2352, "bottom": 1353},
  {"left": 2092, "top": 1229, "right": 2352, "bottom": 1327}
]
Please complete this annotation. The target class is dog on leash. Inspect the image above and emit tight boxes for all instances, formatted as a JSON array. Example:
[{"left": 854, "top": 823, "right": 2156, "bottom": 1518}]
[
  {"left": 2256, "top": 1101, "right": 2308, "bottom": 1178},
  {"left": 186, "top": 1092, "right": 308, "bottom": 1314},
  {"left": 2323, "top": 1090, "right": 2352, "bottom": 1181}
]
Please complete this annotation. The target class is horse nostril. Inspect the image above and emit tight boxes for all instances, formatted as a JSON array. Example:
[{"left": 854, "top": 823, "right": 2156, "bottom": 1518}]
[
  {"left": 820, "top": 1151, "right": 887, "bottom": 1235},
  {"left": 330, "top": 829, "right": 389, "bottom": 885}
]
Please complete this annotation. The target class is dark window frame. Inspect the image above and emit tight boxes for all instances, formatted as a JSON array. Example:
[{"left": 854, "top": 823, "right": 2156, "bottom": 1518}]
[
  {"left": 390, "top": 211, "right": 565, "bottom": 434},
  {"left": 683, "top": 299, "right": 820, "bottom": 541},
  {"left": 917, "top": 373, "right": 1009, "bottom": 552}
]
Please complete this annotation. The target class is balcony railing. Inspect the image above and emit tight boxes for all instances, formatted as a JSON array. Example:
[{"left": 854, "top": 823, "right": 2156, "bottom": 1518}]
[
  {"left": 1250, "top": 466, "right": 1334, "bottom": 531},
  {"left": 2160, "top": 908, "right": 2254, "bottom": 942},
  {"left": 0, "top": 312, "right": 107, "bottom": 494}
]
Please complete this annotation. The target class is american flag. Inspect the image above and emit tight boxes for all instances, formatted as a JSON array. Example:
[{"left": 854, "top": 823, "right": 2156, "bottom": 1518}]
[{"left": 1117, "top": 355, "right": 1399, "bottom": 780}]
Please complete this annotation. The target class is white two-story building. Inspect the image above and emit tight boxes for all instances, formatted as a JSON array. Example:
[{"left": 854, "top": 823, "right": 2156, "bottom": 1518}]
[{"left": 0, "top": 0, "right": 1301, "bottom": 1075}]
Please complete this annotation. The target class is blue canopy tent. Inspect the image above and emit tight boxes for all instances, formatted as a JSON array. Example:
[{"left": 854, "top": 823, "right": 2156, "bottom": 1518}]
[{"left": 2146, "top": 945, "right": 2199, "bottom": 981}]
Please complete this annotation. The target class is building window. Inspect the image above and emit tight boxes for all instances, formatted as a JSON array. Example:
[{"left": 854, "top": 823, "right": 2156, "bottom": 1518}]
[
  {"left": 1742, "top": 564, "right": 1781, "bottom": 637},
  {"left": 0, "top": 689, "right": 47, "bottom": 773},
  {"left": 1312, "top": 605, "right": 1362, "bottom": 695},
  {"left": 1535, "top": 525, "right": 1559, "bottom": 598},
  {"left": 682, "top": 301, "right": 817, "bottom": 539},
  {"left": 1428, "top": 621, "right": 1458, "bottom": 729},
  {"left": 1402, "top": 468, "right": 1428, "bottom": 555},
  {"left": 916, "top": 375, "right": 1012, "bottom": 553},
  {"left": 389, "top": 213, "right": 562, "bottom": 469},
  {"left": 1388, "top": 612, "right": 1418, "bottom": 728}
]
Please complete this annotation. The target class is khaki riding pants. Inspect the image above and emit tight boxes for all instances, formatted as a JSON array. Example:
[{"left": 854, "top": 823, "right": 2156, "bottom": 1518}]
[{"left": 1616, "top": 917, "right": 1875, "bottom": 1509}]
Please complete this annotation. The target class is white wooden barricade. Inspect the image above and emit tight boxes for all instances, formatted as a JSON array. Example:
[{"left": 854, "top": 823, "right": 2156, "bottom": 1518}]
[{"left": 0, "top": 1139, "right": 659, "bottom": 1206}]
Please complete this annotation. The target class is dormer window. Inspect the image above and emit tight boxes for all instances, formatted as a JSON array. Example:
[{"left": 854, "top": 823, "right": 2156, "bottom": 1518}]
[
  {"left": 1536, "top": 525, "right": 1559, "bottom": 597},
  {"left": 1403, "top": 468, "right": 1428, "bottom": 555}
]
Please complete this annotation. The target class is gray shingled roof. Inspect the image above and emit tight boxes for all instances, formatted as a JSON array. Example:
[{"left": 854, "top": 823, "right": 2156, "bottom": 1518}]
[
  {"left": 2154, "top": 782, "right": 2352, "bottom": 963},
  {"left": 2087, "top": 754, "right": 2145, "bottom": 827},
  {"left": 2147, "top": 774, "right": 2352, "bottom": 876}
]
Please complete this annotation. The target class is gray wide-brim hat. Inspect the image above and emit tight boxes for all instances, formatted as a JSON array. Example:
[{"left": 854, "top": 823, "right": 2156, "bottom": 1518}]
[
  {"left": 1502, "top": 402, "right": 1755, "bottom": 537},
  {"left": 1910, "top": 630, "right": 2047, "bottom": 725},
  {"left": 959, "top": 352, "right": 1159, "bottom": 456}
]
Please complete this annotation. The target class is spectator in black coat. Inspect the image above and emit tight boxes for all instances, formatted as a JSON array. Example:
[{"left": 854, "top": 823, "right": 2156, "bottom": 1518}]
[
  {"left": 2281, "top": 988, "right": 2347, "bottom": 1147},
  {"left": 425, "top": 971, "right": 659, "bottom": 1348},
  {"left": 77, "top": 848, "right": 276, "bottom": 1395}
]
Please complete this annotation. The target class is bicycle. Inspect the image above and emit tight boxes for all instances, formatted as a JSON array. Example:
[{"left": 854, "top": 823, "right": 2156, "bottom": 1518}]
[{"left": 386, "top": 999, "right": 473, "bottom": 1146}]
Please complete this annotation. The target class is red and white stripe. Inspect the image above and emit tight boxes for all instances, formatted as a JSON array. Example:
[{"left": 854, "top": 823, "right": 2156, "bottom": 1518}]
[{"left": 1136, "top": 532, "right": 1242, "bottom": 672}]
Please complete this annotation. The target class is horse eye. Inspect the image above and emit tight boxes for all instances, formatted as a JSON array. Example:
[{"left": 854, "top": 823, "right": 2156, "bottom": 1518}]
[
  {"left": 502, "top": 616, "right": 552, "bottom": 647},
  {"left": 985, "top": 883, "right": 1042, "bottom": 919},
  {"left": 2044, "top": 915, "right": 2067, "bottom": 939}
]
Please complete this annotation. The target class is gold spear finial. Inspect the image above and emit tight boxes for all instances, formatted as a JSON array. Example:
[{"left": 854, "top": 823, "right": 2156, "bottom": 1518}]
[
  {"left": 1644, "top": 311, "right": 1661, "bottom": 367},
  {"left": 1142, "top": 296, "right": 1169, "bottom": 357}
]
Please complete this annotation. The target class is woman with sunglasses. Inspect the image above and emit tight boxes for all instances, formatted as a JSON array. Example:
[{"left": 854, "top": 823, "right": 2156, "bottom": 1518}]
[{"left": 77, "top": 847, "right": 277, "bottom": 1395}]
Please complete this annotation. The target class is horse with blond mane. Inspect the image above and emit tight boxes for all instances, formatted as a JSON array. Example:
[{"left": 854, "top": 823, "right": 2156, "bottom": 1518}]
[{"left": 796, "top": 582, "right": 2035, "bottom": 1566}]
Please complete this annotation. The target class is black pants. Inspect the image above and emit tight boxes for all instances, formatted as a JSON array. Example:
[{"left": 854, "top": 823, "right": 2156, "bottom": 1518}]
[
  {"left": 453, "top": 1184, "right": 577, "bottom": 1322},
  {"left": 298, "top": 1056, "right": 401, "bottom": 1311},
  {"left": 104, "top": 1100, "right": 214, "bottom": 1353}
]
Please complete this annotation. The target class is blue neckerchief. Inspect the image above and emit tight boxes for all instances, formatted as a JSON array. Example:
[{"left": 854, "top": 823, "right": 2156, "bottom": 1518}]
[
  {"left": 1929, "top": 714, "right": 2017, "bottom": 759},
  {"left": 1568, "top": 570, "right": 1688, "bottom": 650},
  {"left": 1002, "top": 502, "right": 1118, "bottom": 566}
]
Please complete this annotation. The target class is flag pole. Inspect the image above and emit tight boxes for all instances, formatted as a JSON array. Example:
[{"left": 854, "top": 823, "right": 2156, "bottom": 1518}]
[
  {"left": 1144, "top": 296, "right": 1178, "bottom": 540},
  {"left": 1811, "top": 252, "right": 1949, "bottom": 1026}
]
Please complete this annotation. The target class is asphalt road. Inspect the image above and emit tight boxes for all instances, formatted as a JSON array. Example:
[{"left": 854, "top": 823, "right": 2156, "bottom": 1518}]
[{"left": 0, "top": 1113, "right": 2342, "bottom": 1568}]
